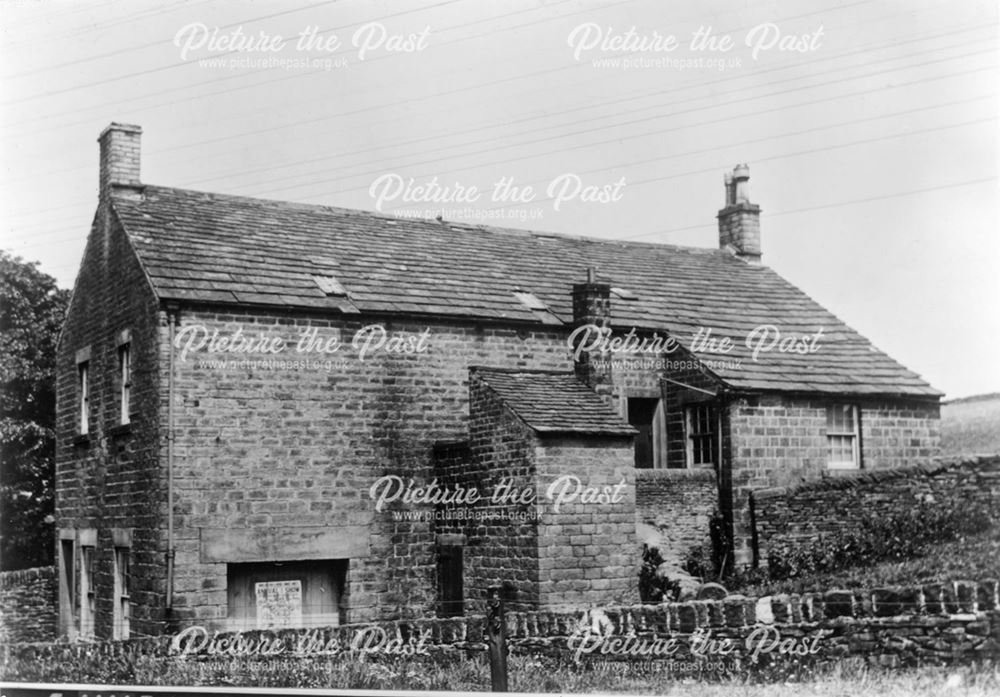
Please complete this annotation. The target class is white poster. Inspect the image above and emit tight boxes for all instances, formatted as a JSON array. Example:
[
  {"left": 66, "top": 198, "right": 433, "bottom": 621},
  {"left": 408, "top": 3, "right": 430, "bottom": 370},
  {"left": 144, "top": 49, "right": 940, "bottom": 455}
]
[{"left": 255, "top": 579, "right": 302, "bottom": 629}]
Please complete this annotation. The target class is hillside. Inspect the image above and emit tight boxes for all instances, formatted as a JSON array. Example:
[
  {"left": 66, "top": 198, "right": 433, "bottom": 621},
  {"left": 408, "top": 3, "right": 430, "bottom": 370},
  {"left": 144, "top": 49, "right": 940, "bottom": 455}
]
[{"left": 941, "top": 393, "right": 1000, "bottom": 455}]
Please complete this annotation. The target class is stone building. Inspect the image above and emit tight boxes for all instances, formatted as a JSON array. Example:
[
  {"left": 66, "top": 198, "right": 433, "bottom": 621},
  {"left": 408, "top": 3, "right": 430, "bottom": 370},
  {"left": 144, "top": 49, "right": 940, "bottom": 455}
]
[{"left": 54, "top": 123, "right": 940, "bottom": 639}]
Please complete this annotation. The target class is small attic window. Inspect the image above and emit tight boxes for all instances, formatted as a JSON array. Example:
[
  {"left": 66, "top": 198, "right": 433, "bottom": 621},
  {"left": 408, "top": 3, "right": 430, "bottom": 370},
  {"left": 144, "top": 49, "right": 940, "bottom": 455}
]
[
  {"left": 611, "top": 287, "right": 638, "bottom": 301},
  {"left": 312, "top": 274, "right": 348, "bottom": 297},
  {"left": 513, "top": 291, "right": 548, "bottom": 311}
]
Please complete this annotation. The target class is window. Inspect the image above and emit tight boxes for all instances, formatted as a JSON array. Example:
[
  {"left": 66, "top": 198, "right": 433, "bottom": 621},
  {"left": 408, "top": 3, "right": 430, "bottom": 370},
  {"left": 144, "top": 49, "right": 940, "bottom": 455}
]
[
  {"left": 437, "top": 545, "right": 464, "bottom": 617},
  {"left": 80, "top": 545, "right": 95, "bottom": 638},
  {"left": 118, "top": 342, "right": 131, "bottom": 424},
  {"left": 113, "top": 547, "right": 130, "bottom": 640},
  {"left": 227, "top": 560, "right": 347, "bottom": 631},
  {"left": 686, "top": 404, "right": 717, "bottom": 468},
  {"left": 78, "top": 362, "right": 89, "bottom": 435},
  {"left": 59, "top": 538, "right": 76, "bottom": 636},
  {"left": 627, "top": 398, "right": 666, "bottom": 469},
  {"left": 827, "top": 405, "right": 860, "bottom": 469}
]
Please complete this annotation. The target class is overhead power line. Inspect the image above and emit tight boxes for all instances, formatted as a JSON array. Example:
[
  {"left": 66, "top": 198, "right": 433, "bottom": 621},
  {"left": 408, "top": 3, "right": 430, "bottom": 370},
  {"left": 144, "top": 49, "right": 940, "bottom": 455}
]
[
  {"left": 624, "top": 177, "right": 999, "bottom": 241},
  {"left": 258, "top": 54, "right": 997, "bottom": 201}
]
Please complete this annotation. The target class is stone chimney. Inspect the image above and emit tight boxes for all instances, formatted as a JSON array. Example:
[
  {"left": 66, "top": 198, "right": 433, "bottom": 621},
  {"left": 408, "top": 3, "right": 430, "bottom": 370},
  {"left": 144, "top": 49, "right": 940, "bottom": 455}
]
[
  {"left": 717, "top": 163, "right": 761, "bottom": 264},
  {"left": 98, "top": 123, "right": 142, "bottom": 202},
  {"left": 571, "top": 267, "right": 613, "bottom": 399}
]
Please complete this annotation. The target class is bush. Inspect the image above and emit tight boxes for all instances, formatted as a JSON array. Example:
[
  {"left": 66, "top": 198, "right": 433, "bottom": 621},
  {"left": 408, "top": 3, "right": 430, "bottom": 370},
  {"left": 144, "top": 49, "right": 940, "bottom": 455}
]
[
  {"left": 684, "top": 509, "right": 730, "bottom": 580},
  {"left": 638, "top": 545, "right": 680, "bottom": 603},
  {"left": 764, "top": 498, "right": 994, "bottom": 582}
]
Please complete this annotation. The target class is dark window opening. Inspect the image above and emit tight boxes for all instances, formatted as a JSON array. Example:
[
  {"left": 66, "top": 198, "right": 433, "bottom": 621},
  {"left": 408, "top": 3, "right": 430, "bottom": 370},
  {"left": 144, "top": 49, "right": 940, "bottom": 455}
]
[
  {"left": 60, "top": 539, "right": 75, "bottom": 617},
  {"left": 628, "top": 397, "right": 662, "bottom": 469},
  {"left": 437, "top": 545, "right": 464, "bottom": 617}
]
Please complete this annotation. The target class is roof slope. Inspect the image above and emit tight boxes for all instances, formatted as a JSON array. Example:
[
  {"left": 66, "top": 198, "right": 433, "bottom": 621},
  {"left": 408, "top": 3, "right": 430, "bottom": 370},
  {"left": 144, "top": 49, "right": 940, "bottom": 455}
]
[
  {"left": 112, "top": 185, "right": 940, "bottom": 398},
  {"left": 473, "top": 368, "right": 636, "bottom": 436}
]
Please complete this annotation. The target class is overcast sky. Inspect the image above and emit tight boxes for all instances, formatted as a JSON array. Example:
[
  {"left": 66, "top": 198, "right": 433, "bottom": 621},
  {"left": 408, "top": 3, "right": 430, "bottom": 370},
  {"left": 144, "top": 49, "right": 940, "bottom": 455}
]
[{"left": 1, "top": 0, "right": 997, "bottom": 399}]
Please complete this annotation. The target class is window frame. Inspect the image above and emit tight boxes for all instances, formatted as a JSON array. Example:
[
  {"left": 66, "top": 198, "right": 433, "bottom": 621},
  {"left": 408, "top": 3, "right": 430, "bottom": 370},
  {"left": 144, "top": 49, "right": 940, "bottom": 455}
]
[
  {"left": 113, "top": 546, "right": 131, "bottom": 640},
  {"left": 59, "top": 537, "right": 76, "bottom": 635},
  {"left": 118, "top": 341, "right": 131, "bottom": 425},
  {"left": 826, "top": 404, "right": 860, "bottom": 470},
  {"left": 685, "top": 403, "right": 717, "bottom": 469},
  {"left": 78, "top": 361, "right": 90, "bottom": 435},
  {"left": 79, "top": 544, "right": 96, "bottom": 638}
]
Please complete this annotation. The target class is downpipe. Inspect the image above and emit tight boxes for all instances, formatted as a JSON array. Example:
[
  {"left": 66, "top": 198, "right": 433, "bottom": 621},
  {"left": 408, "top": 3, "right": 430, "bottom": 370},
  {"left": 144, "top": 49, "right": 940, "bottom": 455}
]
[{"left": 166, "top": 304, "right": 178, "bottom": 610}]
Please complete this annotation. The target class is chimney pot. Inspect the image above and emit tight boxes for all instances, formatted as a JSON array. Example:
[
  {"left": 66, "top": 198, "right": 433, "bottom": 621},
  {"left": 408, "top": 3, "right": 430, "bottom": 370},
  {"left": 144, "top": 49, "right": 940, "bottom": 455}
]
[
  {"left": 723, "top": 171, "right": 735, "bottom": 205},
  {"left": 717, "top": 164, "right": 762, "bottom": 264},
  {"left": 733, "top": 163, "right": 750, "bottom": 203}
]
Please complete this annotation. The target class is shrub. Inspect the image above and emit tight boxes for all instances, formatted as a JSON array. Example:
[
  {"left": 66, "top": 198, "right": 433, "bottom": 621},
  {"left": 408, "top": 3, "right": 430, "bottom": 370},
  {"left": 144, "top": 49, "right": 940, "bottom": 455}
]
[
  {"left": 763, "top": 498, "right": 994, "bottom": 583},
  {"left": 638, "top": 545, "right": 680, "bottom": 603},
  {"left": 684, "top": 509, "right": 730, "bottom": 581}
]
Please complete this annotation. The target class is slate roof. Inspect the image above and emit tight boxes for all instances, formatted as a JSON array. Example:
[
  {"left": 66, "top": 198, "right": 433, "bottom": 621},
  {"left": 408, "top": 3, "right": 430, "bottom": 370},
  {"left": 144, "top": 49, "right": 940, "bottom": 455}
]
[
  {"left": 472, "top": 368, "right": 636, "bottom": 436},
  {"left": 110, "top": 185, "right": 941, "bottom": 398}
]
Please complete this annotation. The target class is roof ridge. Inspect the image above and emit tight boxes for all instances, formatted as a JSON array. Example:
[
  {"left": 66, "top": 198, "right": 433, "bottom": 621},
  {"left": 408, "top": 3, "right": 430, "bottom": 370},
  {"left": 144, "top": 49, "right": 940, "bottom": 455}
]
[
  {"left": 124, "top": 183, "right": 723, "bottom": 256},
  {"left": 470, "top": 366, "right": 577, "bottom": 377}
]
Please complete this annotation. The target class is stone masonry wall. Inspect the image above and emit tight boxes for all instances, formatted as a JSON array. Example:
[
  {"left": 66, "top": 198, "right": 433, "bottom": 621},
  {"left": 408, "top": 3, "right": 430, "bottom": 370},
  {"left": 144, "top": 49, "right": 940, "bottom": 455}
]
[
  {"left": 636, "top": 469, "right": 718, "bottom": 570},
  {"left": 5, "top": 579, "right": 997, "bottom": 674},
  {"left": 0, "top": 566, "right": 57, "bottom": 644},
  {"left": 534, "top": 437, "right": 639, "bottom": 609},
  {"left": 55, "top": 210, "right": 164, "bottom": 639},
  {"left": 727, "top": 395, "right": 940, "bottom": 567},
  {"left": 752, "top": 455, "right": 1000, "bottom": 566},
  {"left": 166, "top": 313, "right": 570, "bottom": 627},
  {"left": 463, "top": 371, "right": 541, "bottom": 612}
]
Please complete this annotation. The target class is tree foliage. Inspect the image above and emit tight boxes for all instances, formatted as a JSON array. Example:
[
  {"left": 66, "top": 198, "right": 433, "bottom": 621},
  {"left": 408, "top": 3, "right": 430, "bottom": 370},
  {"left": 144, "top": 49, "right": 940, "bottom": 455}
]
[{"left": 0, "top": 251, "right": 69, "bottom": 570}]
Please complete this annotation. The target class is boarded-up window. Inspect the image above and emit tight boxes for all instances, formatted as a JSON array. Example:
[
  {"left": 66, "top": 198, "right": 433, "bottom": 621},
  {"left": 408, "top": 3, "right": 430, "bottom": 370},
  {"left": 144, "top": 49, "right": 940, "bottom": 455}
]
[
  {"left": 227, "top": 560, "right": 347, "bottom": 630},
  {"left": 437, "top": 546, "right": 464, "bottom": 617}
]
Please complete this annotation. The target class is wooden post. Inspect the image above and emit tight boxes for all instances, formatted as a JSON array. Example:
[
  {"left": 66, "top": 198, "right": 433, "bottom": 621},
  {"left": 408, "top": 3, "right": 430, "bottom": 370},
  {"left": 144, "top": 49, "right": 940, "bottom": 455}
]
[{"left": 486, "top": 585, "right": 509, "bottom": 692}]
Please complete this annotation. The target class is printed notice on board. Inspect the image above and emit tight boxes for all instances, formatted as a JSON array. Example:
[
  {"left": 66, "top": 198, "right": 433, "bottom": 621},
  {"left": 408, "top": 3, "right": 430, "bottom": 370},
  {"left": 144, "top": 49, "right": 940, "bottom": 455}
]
[{"left": 255, "top": 580, "right": 302, "bottom": 629}]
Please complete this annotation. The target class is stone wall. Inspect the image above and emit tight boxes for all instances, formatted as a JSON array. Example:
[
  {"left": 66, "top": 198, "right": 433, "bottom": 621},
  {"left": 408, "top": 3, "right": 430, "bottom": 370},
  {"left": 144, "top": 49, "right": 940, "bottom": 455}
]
[
  {"left": 0, "top": 566, "right": 57, "bottom": 644},
  {"left": 727, "top": 395, "right": 941, "bottom": 567},
  {"left": 461, "top": 372, "right": 541, "bottom": 612},
  {"left": 55, "top": 211, "right": 164, "bottom": 639},
  {"left": 534, "top": 437, "right": 638, "bottom": 609},
  {"left": 751, "top": 455, "right": 1000, "bottom": 566},
  {"left": 636, "top": 468, "right": 718, "bottom": 570},
  {"left": 166, "top": 314, "right": 574, "bottom": 627},
  {"left": 4, "top": 579, "right": 997, "bottom": 674}
]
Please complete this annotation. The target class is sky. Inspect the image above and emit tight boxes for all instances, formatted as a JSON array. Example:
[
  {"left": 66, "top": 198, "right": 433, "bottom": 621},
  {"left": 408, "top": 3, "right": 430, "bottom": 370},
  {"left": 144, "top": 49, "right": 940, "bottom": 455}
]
[{"left": 1, "top": 0, "right": 997, "bottom": 399}]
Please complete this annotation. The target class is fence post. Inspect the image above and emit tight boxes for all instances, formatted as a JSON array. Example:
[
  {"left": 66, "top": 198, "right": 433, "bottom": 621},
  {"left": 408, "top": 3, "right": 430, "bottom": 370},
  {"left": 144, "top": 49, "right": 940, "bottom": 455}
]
[{"left": 486, "top": 585, "right": 509, "bottom": 692}]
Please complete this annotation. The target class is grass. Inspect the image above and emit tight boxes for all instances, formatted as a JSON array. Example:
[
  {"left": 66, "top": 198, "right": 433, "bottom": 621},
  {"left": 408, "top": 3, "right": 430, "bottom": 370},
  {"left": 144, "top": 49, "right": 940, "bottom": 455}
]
[
  {"left": 1, "top": 650, "right": 998, "bottom": 695},
  {"left": 726, "top": 526, "right": 1000, "bottom": 597},
  {"left": 940, "top": 394, "right": 1000, "bottom": 455}
]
